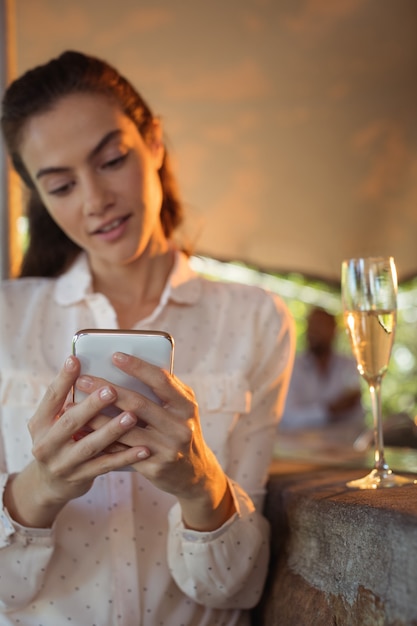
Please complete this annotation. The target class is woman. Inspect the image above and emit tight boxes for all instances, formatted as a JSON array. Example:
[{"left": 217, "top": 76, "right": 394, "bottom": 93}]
[{"left": 0, "top": 51, "right": 294, "bottom": 625}]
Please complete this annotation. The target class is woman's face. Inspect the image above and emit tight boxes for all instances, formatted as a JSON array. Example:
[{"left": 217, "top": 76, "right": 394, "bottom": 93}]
[{"left": 19, "top": 92, "right": 167, "bottom": 274}]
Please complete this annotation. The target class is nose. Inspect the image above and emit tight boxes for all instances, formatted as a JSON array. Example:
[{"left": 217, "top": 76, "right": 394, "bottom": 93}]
[{"left": 81, "top": 172, "right": 114, "bottom": 216}]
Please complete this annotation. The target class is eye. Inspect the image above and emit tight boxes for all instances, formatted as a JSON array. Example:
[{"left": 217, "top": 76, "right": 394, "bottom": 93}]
[
  {"left": 48, "top": 180, "right": 76, "bottom": 196},
  {"left": 102, "top": 152, "right": 128, "bottom": 170}
]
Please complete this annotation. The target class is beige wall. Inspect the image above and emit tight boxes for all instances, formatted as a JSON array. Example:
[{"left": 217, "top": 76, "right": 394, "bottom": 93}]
[{"left": 4, "top": 0, "right": 417, "bottom": 281}]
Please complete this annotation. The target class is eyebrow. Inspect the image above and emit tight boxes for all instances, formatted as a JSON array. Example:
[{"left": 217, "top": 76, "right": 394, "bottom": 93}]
[{"left": 35, "top": 129, "right": 123, "bottom": 180}]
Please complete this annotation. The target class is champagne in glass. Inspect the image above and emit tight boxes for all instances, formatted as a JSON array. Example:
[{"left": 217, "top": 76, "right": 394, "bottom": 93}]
[{"left": 341, "top": 257, "right": 415, "bottom": 489}]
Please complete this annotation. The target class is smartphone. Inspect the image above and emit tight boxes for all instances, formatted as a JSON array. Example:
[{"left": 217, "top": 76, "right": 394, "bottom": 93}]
[{"left": 72, "top": 329, "right": 174, "bottom": 416}]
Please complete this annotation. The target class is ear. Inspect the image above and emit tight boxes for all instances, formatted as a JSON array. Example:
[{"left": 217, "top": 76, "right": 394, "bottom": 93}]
[{"left": 147, "top": 117, "right": 165, "bottom": 170}]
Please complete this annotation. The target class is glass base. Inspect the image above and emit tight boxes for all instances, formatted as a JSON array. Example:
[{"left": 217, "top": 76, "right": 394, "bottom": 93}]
[{"left": 347, "top": 468, "right": 416, "bottom": 490}]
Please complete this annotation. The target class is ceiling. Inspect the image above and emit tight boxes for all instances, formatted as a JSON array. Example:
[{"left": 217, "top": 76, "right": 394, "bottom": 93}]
[{"left": 4, "top": 0, "right": 417, "bottom": 283}]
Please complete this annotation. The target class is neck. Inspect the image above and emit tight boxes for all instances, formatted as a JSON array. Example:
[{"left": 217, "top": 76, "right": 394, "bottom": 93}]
[{"left": 90, "top": 243, "right": 175, "bottom": 328}]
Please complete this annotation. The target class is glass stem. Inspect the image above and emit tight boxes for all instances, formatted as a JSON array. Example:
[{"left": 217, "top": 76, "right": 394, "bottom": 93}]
[{"left": 369, "top": 381, "right": 388, "bottom": 472}]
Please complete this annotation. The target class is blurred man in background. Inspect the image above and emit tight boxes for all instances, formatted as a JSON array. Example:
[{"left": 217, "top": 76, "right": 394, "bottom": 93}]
[{"left": 280, "top": 306, "right": 364, "bottom": 441}]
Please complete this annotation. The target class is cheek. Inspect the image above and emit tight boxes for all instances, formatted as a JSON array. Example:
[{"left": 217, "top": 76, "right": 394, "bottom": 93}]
[
  {"left": 127, "top": 151, "right": 163, "bottom": 210},
  {"left": 127, "top": 166, "right": 163, "bottom": 219},
  {"left": 145, "top": 168, "right": 163, "bottom": 215}
]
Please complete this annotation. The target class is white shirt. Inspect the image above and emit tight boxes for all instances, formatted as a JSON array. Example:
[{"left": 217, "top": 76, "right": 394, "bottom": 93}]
[
  {"left": 0, "top": 251, "right": 294, "bottom": 626},
  {"left": 280, "top": 351, "right": 364, "bottom": 433}
]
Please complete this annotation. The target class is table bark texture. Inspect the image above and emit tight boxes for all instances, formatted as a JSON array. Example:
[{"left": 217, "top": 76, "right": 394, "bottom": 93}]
[{"left": 253, "top": 462, "right": 417, "bottom": 626}]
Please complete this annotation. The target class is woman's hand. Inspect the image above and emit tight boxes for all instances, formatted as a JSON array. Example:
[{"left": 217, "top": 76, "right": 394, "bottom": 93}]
[
  {"left": 75, "top": 352, "right": 236, "bottom": 531},
  {"left": 4, "top": 355, "right": 150, "bottom": 529}
]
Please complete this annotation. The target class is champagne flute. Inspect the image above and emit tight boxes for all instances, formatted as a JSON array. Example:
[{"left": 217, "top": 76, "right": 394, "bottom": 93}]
[{"left": 341, "top": 256, "right": 415, "bottom": 489}]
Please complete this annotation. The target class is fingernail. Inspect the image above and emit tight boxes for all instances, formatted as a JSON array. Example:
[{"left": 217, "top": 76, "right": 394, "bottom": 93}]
[
  {"left": 77, "top": 375, "right": 94, "bottom": 390},
  {"left": 113, "top": 352, "right": 128, "bottom": 363},
  {"left": 136, "top": 448, "right": 150, "bottom": 460},
  {"left": 65, "top": 356, "right": 77, "bottom": 371},
  {"left": 99, "top": 386, "right": 115, "bottom": 401},
  {"left": 120, "top": 412, "right": 137, "bottom": 427}
]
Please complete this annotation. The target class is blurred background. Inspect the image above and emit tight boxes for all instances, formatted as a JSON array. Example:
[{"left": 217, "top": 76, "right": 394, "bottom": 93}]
[{"left": 1, "top": 0, "right": 417, "bottom": 423}]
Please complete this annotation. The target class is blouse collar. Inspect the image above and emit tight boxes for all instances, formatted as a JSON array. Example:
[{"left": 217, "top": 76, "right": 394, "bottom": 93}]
[{"left": 54, "top": 250, "right": 202, "bottom": 308}]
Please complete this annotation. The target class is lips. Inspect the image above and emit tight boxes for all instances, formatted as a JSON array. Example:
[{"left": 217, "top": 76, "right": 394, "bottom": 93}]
[{"left": 92, "top": 215, "right": 130, "bottom": 235}]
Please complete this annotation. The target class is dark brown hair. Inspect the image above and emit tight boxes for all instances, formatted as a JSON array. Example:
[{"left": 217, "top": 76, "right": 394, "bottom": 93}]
[{"left": 1, "top": 50, "right": 184, "bottom": 277}]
